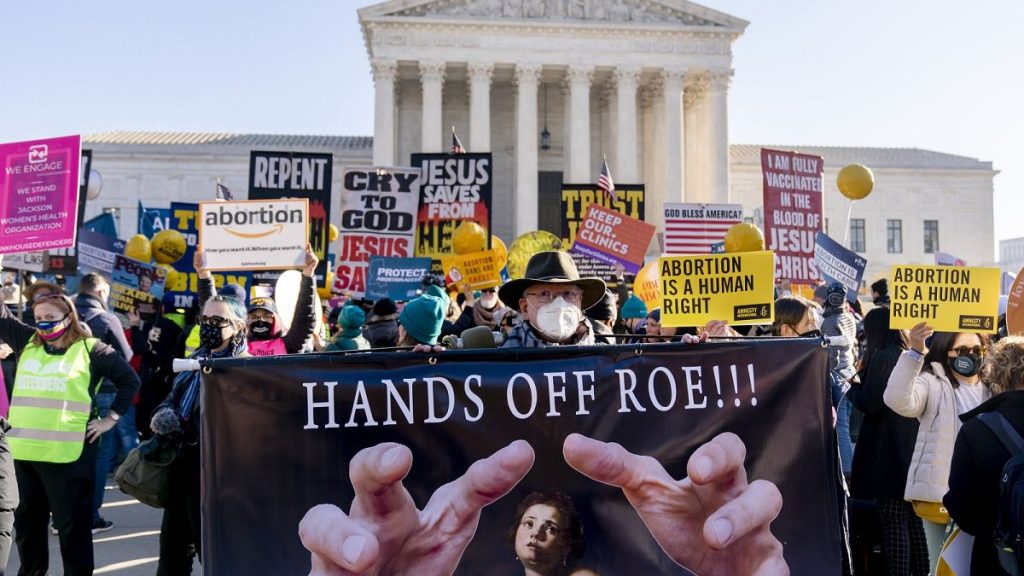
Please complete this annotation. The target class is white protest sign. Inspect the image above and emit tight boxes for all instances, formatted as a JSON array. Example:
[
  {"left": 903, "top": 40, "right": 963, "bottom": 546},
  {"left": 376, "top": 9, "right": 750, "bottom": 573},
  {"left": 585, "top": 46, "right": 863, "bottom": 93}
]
[{"left": 198, "top": 199, "right": 308, "bottom": 271}]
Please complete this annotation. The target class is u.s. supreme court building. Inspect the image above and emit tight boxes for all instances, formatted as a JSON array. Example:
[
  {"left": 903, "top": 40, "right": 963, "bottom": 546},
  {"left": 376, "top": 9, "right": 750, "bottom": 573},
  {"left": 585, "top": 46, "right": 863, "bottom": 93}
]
[{"left": 80, "top": 0, "right": 998, "bottom": 286}]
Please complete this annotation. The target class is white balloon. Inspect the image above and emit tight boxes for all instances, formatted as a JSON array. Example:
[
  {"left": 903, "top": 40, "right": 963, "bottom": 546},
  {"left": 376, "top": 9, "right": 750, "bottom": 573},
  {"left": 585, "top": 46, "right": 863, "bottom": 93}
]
[{"left": 86, "top": 170, "right": 102, "bottom": 200}]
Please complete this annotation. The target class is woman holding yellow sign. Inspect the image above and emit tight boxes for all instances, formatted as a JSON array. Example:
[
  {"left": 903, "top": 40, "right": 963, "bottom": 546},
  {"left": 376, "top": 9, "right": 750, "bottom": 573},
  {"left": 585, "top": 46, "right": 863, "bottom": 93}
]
[{"left": 884, "top": 322, "right": 994, "bottom": 571}]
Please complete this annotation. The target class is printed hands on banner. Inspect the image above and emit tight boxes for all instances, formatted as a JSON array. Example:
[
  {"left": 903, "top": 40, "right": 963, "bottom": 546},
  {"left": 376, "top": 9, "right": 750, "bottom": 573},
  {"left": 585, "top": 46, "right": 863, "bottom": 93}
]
[{"left": 298, "top": 433, "right": 788, "bottom": 576}]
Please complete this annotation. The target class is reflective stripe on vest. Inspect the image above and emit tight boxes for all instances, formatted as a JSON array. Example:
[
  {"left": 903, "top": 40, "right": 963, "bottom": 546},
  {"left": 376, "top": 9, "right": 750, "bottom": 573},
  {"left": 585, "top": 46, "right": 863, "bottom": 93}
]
[
  {"left": 9, "top": 339, "right": 96, "bottom": 463},
  {"left": 184, "top": 325, "right": 201, "bottom": 355}
]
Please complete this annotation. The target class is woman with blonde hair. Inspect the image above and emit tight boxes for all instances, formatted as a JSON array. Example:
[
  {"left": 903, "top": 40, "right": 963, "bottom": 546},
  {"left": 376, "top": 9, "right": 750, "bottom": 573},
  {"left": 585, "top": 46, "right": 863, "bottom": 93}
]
[
  {"left": 0, "top": 282, "right": 140, "bottom": 575},
  {"left": 945, "top": 335, "right": 1024, "bottom": 575}
]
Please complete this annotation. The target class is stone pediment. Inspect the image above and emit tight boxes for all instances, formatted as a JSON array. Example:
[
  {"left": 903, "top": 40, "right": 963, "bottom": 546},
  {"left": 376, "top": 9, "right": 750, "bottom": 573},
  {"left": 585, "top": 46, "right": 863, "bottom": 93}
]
[{"left": 360, "top": 0, "right": 748, "bottom": 30}]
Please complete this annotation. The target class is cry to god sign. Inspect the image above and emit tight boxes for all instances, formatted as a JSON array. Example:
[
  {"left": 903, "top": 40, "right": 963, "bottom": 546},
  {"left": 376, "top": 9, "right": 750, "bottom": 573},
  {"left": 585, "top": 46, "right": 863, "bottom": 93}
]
[
  {"left": 198, "top": 199, "right": 308, "bottom": 271},
  {"left": 659, "top": 251, "right": 775, "bottom": 327},
  {"left": 890, "top": 264, "right": 1001, "bottom": 333}
]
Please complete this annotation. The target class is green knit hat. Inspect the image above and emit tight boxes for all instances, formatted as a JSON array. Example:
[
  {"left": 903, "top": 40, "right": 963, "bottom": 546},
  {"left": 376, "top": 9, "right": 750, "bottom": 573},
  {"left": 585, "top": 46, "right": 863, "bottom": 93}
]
[
  {"left": 399, "top": 287, "right": 450, "bottom": 345},
  {"left": 620, "top": 294, "right": 648, "bottom": 319}
]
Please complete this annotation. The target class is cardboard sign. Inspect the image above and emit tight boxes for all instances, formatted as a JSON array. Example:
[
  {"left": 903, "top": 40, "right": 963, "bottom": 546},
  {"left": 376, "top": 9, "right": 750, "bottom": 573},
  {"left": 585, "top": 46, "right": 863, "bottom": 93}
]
[
  {"left": 561, "top": 184, "right": 645, "bottom": 280},
  {"left": 78, "top": 229, "right": 124, "bottom": 275},
  {"left": 663, "top": 203, "right": 743, "bottom": 255},
  {"left": 659, "top": 251, "right": 775, "bottom": 327},
  {"left": 411, "top": 153, "right": 492, "bottom": 272},
  {"left": 890, "top": 265, "right": 1001, "bottom": 333},
  {"left": 814, "top": 232, "right": 867, "bottom": 297},
  {"left": 111, "top": 255, "right": 166, "bottom": 322},
  {"left": 1006, "top": 268, "right": 1024, "bottom": 336},
  {"left": 198, "top": 199, "right": 308, "bottom": 271},
  {"left": 0, "top": 135, "right": 82, "bottom": 254},
  {"left": 441, "top": 250, "right": 501, "bottom": 292},
  {"left": 570, "top": 203, "right": 656, "bottom": 274},
  {"left": 1, "top": 251, "right": 47, "bottom": 273},
  {"left": 761, "top": 148, "right": 824, "bottom": 283},
  {"left": 335, "top": 167, "right": 421, "bottom": 297},
  {"left": 365, "top": 256, "right": 433, "bottom": 301}
]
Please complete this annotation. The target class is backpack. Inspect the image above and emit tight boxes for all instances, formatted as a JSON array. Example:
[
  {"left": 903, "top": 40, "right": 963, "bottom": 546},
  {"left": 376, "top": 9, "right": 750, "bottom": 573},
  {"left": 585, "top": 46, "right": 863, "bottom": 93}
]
[{"left": 978, "top": 412, "right": 1024, "bottom": 576}]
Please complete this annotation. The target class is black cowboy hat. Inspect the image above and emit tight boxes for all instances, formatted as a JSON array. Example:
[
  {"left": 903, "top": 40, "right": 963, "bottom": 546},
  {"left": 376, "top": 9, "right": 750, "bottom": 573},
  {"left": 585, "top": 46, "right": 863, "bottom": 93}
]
[{"left": 498, "top": 251, "right": 606, "bottom": 310}]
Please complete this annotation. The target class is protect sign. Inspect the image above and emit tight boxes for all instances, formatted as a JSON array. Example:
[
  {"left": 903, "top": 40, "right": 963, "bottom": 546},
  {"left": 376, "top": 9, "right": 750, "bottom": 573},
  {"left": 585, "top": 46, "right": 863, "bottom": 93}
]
[
  {"left": 0, "top": 135, "right": 82, "bottom": 254},
  {"left": 198, "top": 199, "right": 308, "bottom": 271},
  {"left": 659, "top": 251, "right": 775, "bottom": 328},
  {"left": 570, "top": 203, "right": 656, "bottom": 274},
  {"left": 890, "top": 265, "right": 1001, "bottom": 333}
]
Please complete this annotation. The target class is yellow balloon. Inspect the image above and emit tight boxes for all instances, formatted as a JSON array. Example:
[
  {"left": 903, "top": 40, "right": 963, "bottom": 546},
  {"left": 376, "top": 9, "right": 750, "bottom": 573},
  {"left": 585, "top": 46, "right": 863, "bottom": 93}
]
[
  {"left": 452, "top": 221, "right": 488, "bottom": 255},
  {"left": 491, "top": 235, "right": 508, "bottom": 270},
  {"left": 837, "top": 164, "right": 874, "bottom": 201},
  {"left": 724, "top": 222, "right": 765, "bottom": 254},
  {"left": 156, "top": 263, "right": 182, "bottom": 291},
  {"left": 633, "top": 261, "right": 661, "bottom": 307},
  {"left": 317, "top": 272, "right": 334, "bottom": 300},
  {"left": 328, "top": 224, "right": 339, "bottom": 243},
  {"left": 507, "top": 231, "right": 563, "bottom": 279},
  {"left": 124, "top": 235, "right": 152, "bottom": 263},
  {"left": 151, "top": 229, "right": 187, "bottom": 264}
]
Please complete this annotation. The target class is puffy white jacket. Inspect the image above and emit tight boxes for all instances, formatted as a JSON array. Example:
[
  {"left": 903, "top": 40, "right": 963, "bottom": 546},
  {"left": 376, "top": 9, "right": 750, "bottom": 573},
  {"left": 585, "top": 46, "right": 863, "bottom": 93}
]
[{"left": 882, "top": 352, "right": 958, "bottom": 503}]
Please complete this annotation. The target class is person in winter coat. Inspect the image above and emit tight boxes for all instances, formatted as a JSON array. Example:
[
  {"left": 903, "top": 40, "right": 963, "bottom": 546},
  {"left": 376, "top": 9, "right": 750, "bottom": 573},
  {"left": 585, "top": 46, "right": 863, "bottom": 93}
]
[
  {"left": 195, "top": 244, "right": 318, "bottom": 356},
  {"left": 944, "top": 335, "right": 1024, "bottom": 576},
  {"left": 585, "top": 290, "right": 618, "bottom": 345},
  {"left": 2, "top": 282, "right": 140, "bottom": 576},
  {"left": 325, "top": 306, "right": 370, "bottom": 352},
  {"left": 884, "top": 323, "right": 993, "bottom": 571},
  {"left": 364, "top": 298, "right": 400, "bottom": 349},
  {"left": 150, "top": 292, "right": 249, "bottom": 574},
  {"left": 846, "top": 307, "right": 928, "bottom": 575},
  {"left": 129, "top": 293, "right": 185, "bottom": 442}
]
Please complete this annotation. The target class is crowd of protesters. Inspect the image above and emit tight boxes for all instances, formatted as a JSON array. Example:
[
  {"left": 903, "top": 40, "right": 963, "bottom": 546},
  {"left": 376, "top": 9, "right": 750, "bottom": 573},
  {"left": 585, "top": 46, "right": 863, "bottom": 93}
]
[{"left": 0, "top": 246, "right": 1022, "bottom": 575}]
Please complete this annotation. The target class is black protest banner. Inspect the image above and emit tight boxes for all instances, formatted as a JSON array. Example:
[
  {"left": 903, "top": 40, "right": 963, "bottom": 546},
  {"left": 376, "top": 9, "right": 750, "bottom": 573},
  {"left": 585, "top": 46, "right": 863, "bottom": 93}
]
[
  {"left": 561, "top": 184, "right": 645, "bottom": 282},
  {"left": 411, "top": 153, "right": 492, "bottom": 274},
  {"left": 248, "top": 151, "right": 333, "bottom": 285},
  {"left": 201, "top": 340, "right": 841, "bottom": 575},
  {"left": 334, "top": 167, "right": 421, "bottom": 297},
  {"left": 46, "top": 149, "right": 91, "bottom": 273}
]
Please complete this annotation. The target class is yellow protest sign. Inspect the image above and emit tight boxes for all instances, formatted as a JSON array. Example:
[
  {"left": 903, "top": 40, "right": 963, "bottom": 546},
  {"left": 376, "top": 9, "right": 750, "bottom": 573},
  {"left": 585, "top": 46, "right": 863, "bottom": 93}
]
[
  {"left": 659, "top": 251, "right": 775, "bottom": 327},
  {"left": 890, "top": 265, "right": 1000, "bottom": 333},
  {"left": 441, "top": 249, "right": 501, "bottom": 291}
]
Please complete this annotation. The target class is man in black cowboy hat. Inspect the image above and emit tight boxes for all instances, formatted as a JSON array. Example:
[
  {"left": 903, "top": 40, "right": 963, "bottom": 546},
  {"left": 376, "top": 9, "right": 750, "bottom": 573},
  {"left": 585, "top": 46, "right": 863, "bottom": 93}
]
[{"left": 497, "top": 251, "right": 606, "bottom": 347}]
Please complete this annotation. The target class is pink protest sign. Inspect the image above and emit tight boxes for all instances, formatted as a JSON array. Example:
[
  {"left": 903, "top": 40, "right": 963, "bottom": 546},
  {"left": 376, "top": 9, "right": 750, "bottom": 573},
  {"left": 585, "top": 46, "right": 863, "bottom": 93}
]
[{"left": 0, "top": 135, "right": 82, "bottom": 255}]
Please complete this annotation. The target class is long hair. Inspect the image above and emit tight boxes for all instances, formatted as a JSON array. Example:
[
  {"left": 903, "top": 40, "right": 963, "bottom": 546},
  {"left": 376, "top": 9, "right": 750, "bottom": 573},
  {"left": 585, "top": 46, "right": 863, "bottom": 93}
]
[
  {"left": 506, "top": 491, "right": 585, "bottom": 565},
  {"left": 859, "top": 307, "right": 907, "bottom": 371},
  {"left": 28, "top": 284, "right": 91, "bottom": 348},
  {"left": 923, "top": 332, "right": 992, "bottom": 389},
  {"left": 771, "top": 296, "right": 815, "bottom": 336}
]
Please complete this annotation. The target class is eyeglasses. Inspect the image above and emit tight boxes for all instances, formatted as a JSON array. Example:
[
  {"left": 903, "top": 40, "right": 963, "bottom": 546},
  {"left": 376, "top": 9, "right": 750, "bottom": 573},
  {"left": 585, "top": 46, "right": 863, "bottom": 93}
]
[
  {"left": 951, "top": 345, "right": 987, "bottom": 357},
  {"left": 481, "top": 288, "right": 496, "bottom": 294},
  {"left": 199, "top": 315, "right": 232, "bottom": 328},
  {"left": 523, "top": 288, "right": 583, "bottom": 305},
  {"left": 248, "top": 312, "right": 274, "bottom": 322},
  {"left": 31, "top": 292, "right": 62, "bottom": 305}
]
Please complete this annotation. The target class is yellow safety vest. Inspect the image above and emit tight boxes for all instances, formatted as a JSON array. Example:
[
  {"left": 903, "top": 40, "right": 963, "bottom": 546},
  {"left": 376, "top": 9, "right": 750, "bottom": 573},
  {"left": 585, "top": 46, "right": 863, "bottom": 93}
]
[
  {"left": 184, "top": 325, "right": 201, "bottom": 356},
  {"left": 8, "top": 338, "right": 97, "bottom": 463}
]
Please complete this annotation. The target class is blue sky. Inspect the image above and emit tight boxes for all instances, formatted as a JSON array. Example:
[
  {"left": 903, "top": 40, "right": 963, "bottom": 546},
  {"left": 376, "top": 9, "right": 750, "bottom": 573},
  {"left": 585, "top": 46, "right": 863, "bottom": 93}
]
[{"left": 1, "top": 0, "right": 1021, "bottom": 254}]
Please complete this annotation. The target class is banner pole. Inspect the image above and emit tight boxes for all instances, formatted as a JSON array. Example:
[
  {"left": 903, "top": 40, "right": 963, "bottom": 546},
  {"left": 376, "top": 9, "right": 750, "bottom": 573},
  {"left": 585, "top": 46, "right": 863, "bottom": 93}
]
[{"left": 842, "top": 200, "right": 855, "bottom": 245}]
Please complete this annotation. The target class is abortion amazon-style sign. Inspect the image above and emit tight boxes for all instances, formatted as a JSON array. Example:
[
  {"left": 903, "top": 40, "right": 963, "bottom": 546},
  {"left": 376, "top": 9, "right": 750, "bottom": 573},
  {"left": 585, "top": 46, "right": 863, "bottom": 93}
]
[
  {"left": 201, "top": 341, "right": 841, "bottom": 575},
  {"left": 335, "top": 167, "right": 420, "bottom": 297},
  {"left": 198, "top": 199, "right": 308, "bottom": 271}
]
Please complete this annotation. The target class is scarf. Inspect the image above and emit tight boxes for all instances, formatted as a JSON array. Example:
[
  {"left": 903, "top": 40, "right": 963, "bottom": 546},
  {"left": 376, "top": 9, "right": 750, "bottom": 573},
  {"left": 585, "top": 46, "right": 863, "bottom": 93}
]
[
  {"left": 471, "top": 299, "right": 505, "bottom": 331},
  {"left": 175, "top": 334, "right": 246, "bottom": 422}
]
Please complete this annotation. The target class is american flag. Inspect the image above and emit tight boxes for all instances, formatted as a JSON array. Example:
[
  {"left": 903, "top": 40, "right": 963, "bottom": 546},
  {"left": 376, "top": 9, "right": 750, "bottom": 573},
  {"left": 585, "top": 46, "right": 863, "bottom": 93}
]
[
  {"left": 450, "top": 126, "right": 466, "bottom": 154},
  {"left": 215, "top": 181, "right": 233, "bottom": 201},
  {"left": 663, "top": 203, "right": 743, "bottom": 254},
  {"left": 597, "top": 157, "right": 616, "bottom": 200}
]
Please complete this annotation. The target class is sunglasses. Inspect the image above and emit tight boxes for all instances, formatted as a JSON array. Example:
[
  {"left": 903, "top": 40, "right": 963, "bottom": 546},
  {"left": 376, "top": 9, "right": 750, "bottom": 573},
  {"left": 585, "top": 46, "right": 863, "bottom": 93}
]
[
  {"left": 31, "top": 292, "right": 63, "bottom": 305},
  {"left": 951, "top": 345, "right": 987, "bottom": 357},
  {"left": 199, "top": 315, "right": 232, "bottom": 328}
]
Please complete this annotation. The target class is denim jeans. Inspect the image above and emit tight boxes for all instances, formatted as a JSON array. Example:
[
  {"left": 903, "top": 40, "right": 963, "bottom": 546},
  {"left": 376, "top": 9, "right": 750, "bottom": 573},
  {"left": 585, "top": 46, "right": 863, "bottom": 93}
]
[{"left": 93, "top": 392, "right": 139, "bottom": 520}]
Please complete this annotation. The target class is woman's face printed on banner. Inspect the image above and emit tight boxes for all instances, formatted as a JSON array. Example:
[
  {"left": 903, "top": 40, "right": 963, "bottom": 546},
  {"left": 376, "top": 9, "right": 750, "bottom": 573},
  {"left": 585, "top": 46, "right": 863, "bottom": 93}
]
[{"left": 515, "top": 503, "right": 568, "bottom": 572}]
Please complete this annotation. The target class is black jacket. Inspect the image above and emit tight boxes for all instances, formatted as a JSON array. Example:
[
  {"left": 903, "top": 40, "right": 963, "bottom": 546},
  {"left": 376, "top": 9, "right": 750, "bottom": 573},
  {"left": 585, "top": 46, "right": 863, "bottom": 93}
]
[
  {"left": 846, "top": 345, "right": 919, "bottom": 500},
  {"left": 198, "top": 276, "right": 317, "bottom": 354},
  {"left": 944, "top": 390, "right": 1024, "bottom": 576},
  {"left": 364, "top": 313, "right": 399, "bottom": 348},
  {"left": 73, "top": 293, "right": 133, "bottom": 393}
]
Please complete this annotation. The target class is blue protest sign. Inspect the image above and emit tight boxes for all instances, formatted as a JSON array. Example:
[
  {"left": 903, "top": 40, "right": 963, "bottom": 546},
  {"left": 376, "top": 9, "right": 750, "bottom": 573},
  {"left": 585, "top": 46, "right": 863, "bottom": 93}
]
[
  {"left": 78, "top": 228, "right": 123, "bottom": 275},
  {"left": 138, "top": 200, "right": 172, "bottom": 238},
  {"left": 814, "top": 232, "right": 867, "bottom": 297},
  {"left": 366, "top": 256, "right": 433, "bottom": 301}
]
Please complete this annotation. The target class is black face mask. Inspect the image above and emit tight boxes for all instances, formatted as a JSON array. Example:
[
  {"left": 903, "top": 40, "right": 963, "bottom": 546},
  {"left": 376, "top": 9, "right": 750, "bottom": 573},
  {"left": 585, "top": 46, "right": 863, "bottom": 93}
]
[
  {"left": 248, "top": 320, "right": 273, "bottom": 341},
  {"left": 799, "top": 329, "right": 823, "bottom": 339},
  {"left": 199, "top": 323, "right": 227, "bottom": 350},
  {"left": 950, "top": 354, "right": 983, "bottom": 378}
]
